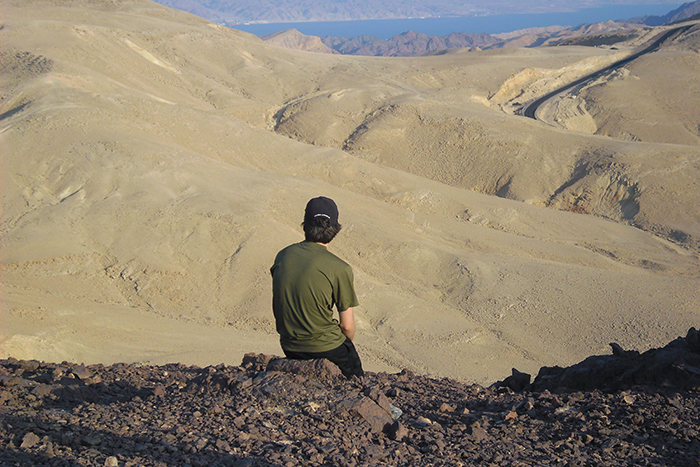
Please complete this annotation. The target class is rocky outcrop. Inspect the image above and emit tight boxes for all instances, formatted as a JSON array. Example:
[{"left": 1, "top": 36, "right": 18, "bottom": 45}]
[
  {"left": 1, "top": 329, "right": 699, "bottom": 466},
  {"left": 529, "top": 327, "right": 700, "bottom": 392}
]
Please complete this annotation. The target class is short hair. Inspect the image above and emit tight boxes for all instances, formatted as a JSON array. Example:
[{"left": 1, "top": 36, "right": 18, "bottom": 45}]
[{"left": 303, "top": 216, "right": 342, "bottom": 244}]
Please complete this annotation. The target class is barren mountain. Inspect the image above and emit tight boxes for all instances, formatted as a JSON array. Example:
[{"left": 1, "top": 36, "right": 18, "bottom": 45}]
[
  {"left": 628, "top": 0, "right": 700, "bottom": 25},
  {"left": 263, "top": 29, "right": 337, "bottom": 54},
  {"left": 151, "top": 0, "right": 645, "bottom": 24},
  {"left": 314, "top": 22, "right": 648, "bottom": 57},
  {"left": 263, "top": 2, "right": 700, "bottom": 57},
  {"left": 1, "top": 0, "right": 699, "bottom": 386}
]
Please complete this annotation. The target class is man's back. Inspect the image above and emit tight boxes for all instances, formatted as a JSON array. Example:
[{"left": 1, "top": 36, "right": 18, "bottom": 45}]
[
  {"left": 271, "top": 241, "right": 357, "bottom": 353},
  {"left": 270, "top": 196, "right": 364, "bottom": 378}
]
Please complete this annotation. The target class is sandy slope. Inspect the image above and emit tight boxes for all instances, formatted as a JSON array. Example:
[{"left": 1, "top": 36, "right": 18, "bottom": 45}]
[{"left": 1, "top": 0, "right": 698, "bottom": 384}]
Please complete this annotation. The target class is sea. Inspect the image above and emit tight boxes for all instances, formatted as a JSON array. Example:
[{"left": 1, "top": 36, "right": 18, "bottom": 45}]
[{"left": 231, "top": 3, "right": 681, "bottom": 39}]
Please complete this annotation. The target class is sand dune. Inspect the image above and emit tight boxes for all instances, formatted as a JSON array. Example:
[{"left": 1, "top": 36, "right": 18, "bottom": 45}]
[{"left": 1, "top": 0, "right": 698, "bottom": 384}]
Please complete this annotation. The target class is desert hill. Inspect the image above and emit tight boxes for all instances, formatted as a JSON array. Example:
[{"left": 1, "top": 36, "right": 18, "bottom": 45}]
[
  {"left": 1, "top": 0, "right": 699, "bottom": 385},
  {"left": 314, "top": 22, "right": 650, "bottom": 57},
  {"left": 262, "top": 29, "right": 337, "bottom": 54}
]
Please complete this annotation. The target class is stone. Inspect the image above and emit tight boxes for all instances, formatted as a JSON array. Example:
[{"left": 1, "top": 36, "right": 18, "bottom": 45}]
[
  {"left": 338, "top": 396, "right": 393, "bottom": 433},
  {"left": 81, "top": 436, "right": 102, "bottom": 446},
  {"left": 216, "top": 439, "right": 231, "bottom": 452},
  {"left": 32, "top": 384, "right": 54, "bottom": 397},
  {"left": 415, "top": 416, "right": 432, "bottom": 427},
  {"left": 241, "top": 353, "right": 277, "bottom": 372},
  {"left": 383, "top": 421, "right": 409, "bottom": 441},
  {"left": 71, "top": 364, "right": 91, "bottom": 380},
  {"left": 469, "top": 424, "right": 489, "bottom": 442},
  {"left": 501, "top": 368, "right": 531, "bottom": 392},
  {"left": 21, "top": 432, "right": 41, "bottom": 448},
  {"left": 389, "top": 404, "right": 403, "bottom": 420},
  {"left": 104, "top": 456, "right": 119, "bottom": 467},
  {"left": 438, "top": 403, "right": 455, "bottom": 413},
  {"left": 365, "top": 387, "right": 393, "bottom": 414},
  {"left": 266, "top": 357, "right": 342, "bottom": 379}
]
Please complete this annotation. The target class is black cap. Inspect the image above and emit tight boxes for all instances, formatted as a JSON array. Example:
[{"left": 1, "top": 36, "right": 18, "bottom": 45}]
[{"left": 304, "top": 196, "right": 339, "bottom": 225}]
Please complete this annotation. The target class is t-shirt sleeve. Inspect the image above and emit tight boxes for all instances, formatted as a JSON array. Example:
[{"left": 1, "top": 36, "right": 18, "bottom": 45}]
[{"left": 335, "top": 264, "right": 359, "bottom": 312}]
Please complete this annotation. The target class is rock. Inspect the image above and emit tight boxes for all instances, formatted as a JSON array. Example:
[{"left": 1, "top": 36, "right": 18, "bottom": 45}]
[
  {"left": 104, "top": 456, "right": 119, "bottom": 466},
  {"left": 383, "top": 420, "right": 409, "bottom": 440},
  {"left": 152, "top": 384, "right": 166, "bottom": 398},
  {"left": 337, "top": 396, "right": 393, "bottom": 433},
  {"left": 31, "top": 384, "right": 54, "bottom": 397},
  {"left": 20, "top": 432, "right": 41, "bottom": 448},
  {"left": 241, "top": 353, "right": 277, "bottom": 372},
  {"left": 71, "top": 364, "right": 91, "bottom": 380},
  {"left": 389, "top": 404, "right": 403, "bottom": 420},
  {"left": 365, "top": 387, "right": 393, "bottom": 414},
  {"left": 215, "top": 439, "right": 231, "bottom": 452},
  {"left": 81, "top": 435, "right": 102, "bottom": 446},
  {"left": 686, "top": 327, "right": 699, "bottom": 353},
  {"left": 501, "top": 368, "right": 531, "bottom": 392},
  {"left": 195, "top": 438, "right": 208, "bottom": 450},
  {"left": 232, "top": 459, "right": 254, "bottom": 467},
  {"left": 415, "top": 416, "right": 432, "bottom": 427},
  {"left": 531, "top": 327, "right": 700, "bottom": 391},
  {"left": 438, "top": 403, "right": 455, "bottom": 413},
  {"left": 20, "top": 360, "right": 41, "bottom": 371},
  {"left": 468, "top": 423, "right": 489, "bottom": 442},
  {"left": 251, "top": 371, "right": 303, "bottom": 398},
  {"left": 266, "top": 357, "right": 342, "bottom": 379}
]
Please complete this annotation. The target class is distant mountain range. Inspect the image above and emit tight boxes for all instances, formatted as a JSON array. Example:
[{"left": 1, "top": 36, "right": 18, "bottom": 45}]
[
  {"left": 627, "top": 0, "right": 700, "bottom": 25},
  {"left": 152, "top": 0, "right": 683, "bottom": 24},
  {"left": 261, "top": 1, "right": 700, "bottom": 56}
]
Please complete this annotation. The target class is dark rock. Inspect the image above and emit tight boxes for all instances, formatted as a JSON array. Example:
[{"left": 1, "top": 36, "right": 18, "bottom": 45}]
[
  {"left": 337, "top": 396, "right": 393, "bottom": 433},
  {"left": 241, "top": 353, "right": 277, "bottom": 372},
  {"left": 152, "top": 384, "right": 166, "bottom": 398},
  {"left": 365, "top": 386, "right": 393, "bottom": 414},
  {"left": 20, "top": 360, "right": 41, "bottom": 371},
  {"left": 266, "top": 357, "right": 342, "bottom": 379},
  {"left": 81, "top": 435, "right": 102, "bottom": 446},
  {"left": 31, "top": 384, "right": 55, "bottom": 398},
  {"left": 383, "top": 420, "right": 409, "bottom": 440},
  {"left": 251, "top": 371, "right": 303, "bottom": 397},
  {"left": 468, "top": 423, "right": 489, "bottom": 442},
  {"left": 499, "top": 368, "right": 531, "bottom": 392},
  {"left": 71, "top": 364, "right": 91, "bottom": 380},
  {"left": 531, "top": 327, "right": 700, "bottom": 391}
]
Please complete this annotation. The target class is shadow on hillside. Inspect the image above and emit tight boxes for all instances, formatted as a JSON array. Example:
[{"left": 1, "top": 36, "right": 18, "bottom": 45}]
[{"left": 1, "top": 411, "right": 283, "bottom": 467}]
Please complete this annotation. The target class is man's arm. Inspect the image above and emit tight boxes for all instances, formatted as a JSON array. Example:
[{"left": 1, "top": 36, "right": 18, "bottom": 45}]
[{"left": 338, "top": 307, "right": 356, "bottom": 341}]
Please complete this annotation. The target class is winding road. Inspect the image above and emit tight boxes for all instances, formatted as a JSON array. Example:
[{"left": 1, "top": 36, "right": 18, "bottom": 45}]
[{"left": 518, "top": 24, "right": 694, "bottom": 120}]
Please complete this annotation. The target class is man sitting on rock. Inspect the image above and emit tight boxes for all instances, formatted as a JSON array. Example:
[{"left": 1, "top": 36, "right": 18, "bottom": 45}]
[{"left": 271, "top": 196, "right": 364, "bottom": 379}]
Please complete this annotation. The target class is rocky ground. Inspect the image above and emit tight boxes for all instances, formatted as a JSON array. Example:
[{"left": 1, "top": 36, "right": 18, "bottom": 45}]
[{"left": 1, "top": 330, "right": 699, "bottom": 467}]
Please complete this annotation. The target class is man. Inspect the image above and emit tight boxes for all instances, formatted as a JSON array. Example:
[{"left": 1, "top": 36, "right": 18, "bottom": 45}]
[{"left": 271, "top": 196, "right": 364, "bottom": 378}]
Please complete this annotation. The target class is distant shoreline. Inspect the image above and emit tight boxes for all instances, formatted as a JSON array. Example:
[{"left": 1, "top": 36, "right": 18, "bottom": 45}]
[{"left": 230, "top": 3, "right": 681, "bottom": 39}]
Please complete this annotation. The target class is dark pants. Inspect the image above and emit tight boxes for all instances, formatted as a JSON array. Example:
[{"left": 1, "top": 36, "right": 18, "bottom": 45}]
[{"left": 284, "top": 338, "right": 364, "bottom": 379}]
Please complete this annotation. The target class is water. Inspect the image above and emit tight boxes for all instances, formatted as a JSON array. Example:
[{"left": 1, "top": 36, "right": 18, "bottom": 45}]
[{"left": 231, "top": 3, "right": 681, "bottom": 39}]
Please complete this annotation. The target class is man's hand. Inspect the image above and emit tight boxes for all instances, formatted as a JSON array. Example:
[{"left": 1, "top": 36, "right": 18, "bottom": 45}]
[{"left": 338, "top": 307, "right": 356, "bottom": 341}]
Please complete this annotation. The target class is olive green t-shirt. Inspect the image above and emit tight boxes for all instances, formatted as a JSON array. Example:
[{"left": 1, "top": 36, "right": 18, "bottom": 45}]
[{"left": 271, "top": 241, "right": 359, "bottom": 353}]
